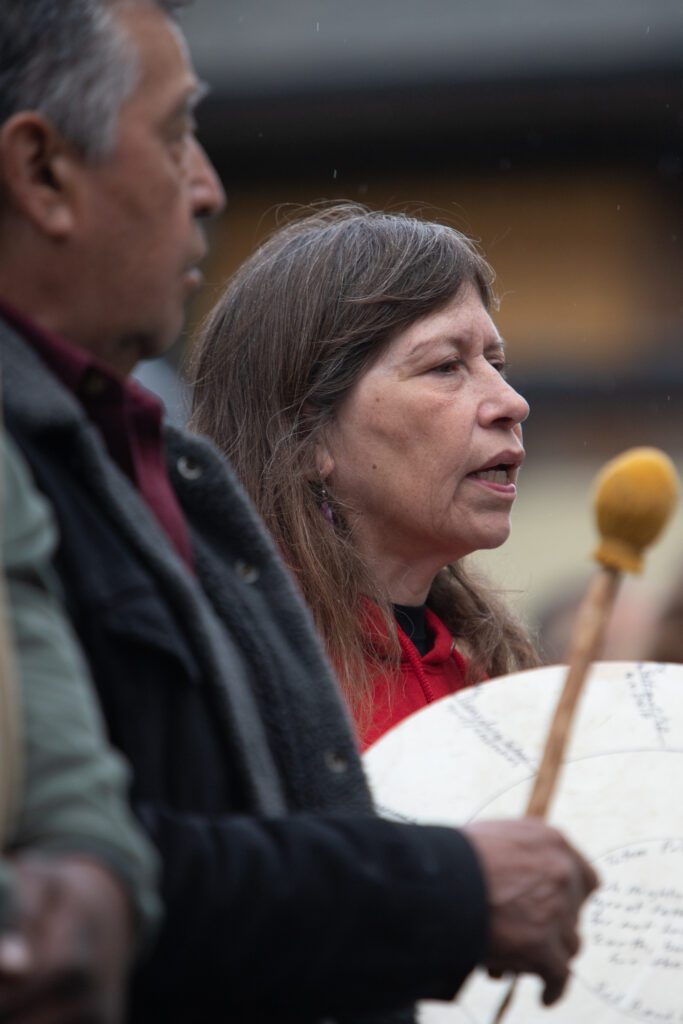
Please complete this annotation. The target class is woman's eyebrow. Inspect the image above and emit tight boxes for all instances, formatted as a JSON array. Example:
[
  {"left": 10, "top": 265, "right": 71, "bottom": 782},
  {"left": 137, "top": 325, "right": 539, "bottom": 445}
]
[
  {"left": 403, "top": 334, "right": 463, "bottom": 361},
  {"left": 484, "top": 337, "right": 507, "bottom": 357},
  {"left": 404, "top": 331, "right": 505, "bottom": 363}
]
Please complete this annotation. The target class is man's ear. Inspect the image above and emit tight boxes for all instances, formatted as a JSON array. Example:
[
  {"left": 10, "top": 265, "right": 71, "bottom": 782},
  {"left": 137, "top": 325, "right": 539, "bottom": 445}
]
[{"left": 0, "top": 112, "right": 79, "bottom": 239}]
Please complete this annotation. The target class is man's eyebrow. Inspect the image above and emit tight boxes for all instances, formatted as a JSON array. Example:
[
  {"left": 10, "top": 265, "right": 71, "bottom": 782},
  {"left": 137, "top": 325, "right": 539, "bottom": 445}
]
[
  {"left": 170, "top": 80, "right": 210, "bottom": 120},
  {"left": 189, "top": 80, "right": 211, "bottom": 109},
  {"left": 165, "top": 80, "right": 208, "bottom": 125}
]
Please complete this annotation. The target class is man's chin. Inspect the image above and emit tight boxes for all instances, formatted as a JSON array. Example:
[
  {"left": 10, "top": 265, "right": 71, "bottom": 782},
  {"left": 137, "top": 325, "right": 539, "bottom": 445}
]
[{"left": 117, "top": 322, "right": 182, "bottom": 374}]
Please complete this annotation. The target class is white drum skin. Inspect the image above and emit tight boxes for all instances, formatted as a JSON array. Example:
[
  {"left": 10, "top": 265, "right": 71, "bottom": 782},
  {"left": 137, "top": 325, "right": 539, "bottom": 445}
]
[{"left": 364, "top": 662, "right": 683, "bottom": 1024}]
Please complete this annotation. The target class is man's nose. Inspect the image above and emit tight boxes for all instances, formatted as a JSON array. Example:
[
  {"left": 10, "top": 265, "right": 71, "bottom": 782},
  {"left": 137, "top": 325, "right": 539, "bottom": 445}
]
[{"left": 190, "top": 139, "right": 226, "bottom": 218}]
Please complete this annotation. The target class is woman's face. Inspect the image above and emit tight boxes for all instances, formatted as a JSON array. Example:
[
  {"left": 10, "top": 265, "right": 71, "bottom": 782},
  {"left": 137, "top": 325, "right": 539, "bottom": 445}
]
[{"left": 319, "top": 283, "right": 529, "bottom": 593}]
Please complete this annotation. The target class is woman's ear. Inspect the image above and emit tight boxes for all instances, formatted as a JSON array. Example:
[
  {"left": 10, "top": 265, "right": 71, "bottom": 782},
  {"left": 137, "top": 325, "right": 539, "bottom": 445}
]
[
  {"left": 314, "top": 437, "right": 335, "bottom": 481},
  {"left": 303, "top": 403, "right": 335, "bottom": 480},
  {"left": 0, "top": 112, "right": 78, "bottom": 238}
]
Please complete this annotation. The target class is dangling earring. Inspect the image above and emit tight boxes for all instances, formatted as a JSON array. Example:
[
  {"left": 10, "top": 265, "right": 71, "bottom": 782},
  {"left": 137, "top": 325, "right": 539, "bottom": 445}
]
[{"left": 320, "top": 484, "right": 335, "bottom": 525}]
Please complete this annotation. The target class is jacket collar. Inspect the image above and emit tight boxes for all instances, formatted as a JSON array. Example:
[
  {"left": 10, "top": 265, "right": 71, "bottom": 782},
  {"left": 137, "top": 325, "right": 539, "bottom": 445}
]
[
  {"left": 0, "top": 314, "right": 87, "bottom": 438},
  {"left": 0, "top": 315, "right": 291, "bottom": 814},
  {"left": 363, "top": 598, "right": 457, "bottom": 666}
]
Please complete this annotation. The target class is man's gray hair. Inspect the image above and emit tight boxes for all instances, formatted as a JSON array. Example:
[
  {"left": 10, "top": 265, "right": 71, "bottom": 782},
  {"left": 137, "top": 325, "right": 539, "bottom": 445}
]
[{"left": 0, "top": 0, "right": 186, "bottom": 159}]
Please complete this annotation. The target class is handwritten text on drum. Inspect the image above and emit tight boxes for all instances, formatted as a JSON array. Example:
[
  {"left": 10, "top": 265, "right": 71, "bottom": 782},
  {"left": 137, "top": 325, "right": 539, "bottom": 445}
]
[{"left": 581, "top": 839, "right": 683, "bottom": 1023}]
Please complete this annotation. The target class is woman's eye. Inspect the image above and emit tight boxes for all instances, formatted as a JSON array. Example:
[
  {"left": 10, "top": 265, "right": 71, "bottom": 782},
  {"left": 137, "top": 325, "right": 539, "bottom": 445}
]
[
  {"left": 490, "top": 360, "right": 508, "bottom": 379},
  {"left": 432, "top": 360, "right": 462, "bottom": 375}
]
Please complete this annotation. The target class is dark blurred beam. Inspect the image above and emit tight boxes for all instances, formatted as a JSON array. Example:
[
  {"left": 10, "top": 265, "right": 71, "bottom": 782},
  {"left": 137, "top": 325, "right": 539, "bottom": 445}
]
[{"left": 198, "top": 67, "right": 683, "bottom": 182}]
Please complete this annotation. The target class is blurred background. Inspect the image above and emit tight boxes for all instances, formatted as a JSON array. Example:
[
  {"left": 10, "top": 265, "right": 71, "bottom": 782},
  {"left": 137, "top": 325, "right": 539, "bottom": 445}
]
[{"left": 144, "top": 0, "right": 683, "bottom": 659}]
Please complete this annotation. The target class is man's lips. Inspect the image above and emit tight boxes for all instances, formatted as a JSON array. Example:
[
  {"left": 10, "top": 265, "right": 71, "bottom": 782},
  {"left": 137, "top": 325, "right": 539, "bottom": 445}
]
[
  {"left": 184, "top": 266, "right": 204, "bottom": 289},
  {"left": 184, "top": 239, "right": 208, "bottom": 289}
]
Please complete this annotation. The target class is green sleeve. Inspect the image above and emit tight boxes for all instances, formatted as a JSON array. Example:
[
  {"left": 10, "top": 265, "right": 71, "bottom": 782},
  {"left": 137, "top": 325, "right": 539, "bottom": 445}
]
[{"left": 0, "top": 434, "right": 161, "bottom": 941}]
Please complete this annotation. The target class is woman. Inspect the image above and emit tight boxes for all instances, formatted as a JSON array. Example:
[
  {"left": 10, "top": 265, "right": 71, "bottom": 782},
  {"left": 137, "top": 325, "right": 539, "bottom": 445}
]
[{"left": 190, "top": 204, "right": 539, "bottom": 748}]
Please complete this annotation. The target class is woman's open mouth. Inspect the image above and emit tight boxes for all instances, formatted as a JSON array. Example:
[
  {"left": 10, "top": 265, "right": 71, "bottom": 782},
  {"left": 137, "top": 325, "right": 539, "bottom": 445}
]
[
  {"left": 469, "top": 465, "right": 513, "bottom": 485},
  {"left": 467, "top": 453, "right": 523, "bottom": 495}
]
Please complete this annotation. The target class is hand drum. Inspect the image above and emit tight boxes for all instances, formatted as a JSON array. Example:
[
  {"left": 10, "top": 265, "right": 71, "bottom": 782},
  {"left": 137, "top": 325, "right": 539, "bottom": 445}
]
[{"left": 364, "top": 662, "right": 683, "bottom": 1024}]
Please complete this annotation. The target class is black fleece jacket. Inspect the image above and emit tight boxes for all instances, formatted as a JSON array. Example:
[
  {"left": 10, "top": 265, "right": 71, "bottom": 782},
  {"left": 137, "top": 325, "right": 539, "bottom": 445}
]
[{"left": 1, "top": 318, "right": 488, "bottom": 1024}]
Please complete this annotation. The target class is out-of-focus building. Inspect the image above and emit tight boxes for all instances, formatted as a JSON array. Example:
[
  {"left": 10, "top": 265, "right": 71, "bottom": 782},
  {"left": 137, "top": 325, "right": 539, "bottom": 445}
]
[{"left": 177, "top": 0, "right": 683, "bottom": 638}]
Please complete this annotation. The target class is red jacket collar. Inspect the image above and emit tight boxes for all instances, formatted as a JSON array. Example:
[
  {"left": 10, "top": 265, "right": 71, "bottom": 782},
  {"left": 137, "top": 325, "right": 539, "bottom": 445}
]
[{"left": 362, "top": 598, "right": 464, "bottom": 669}]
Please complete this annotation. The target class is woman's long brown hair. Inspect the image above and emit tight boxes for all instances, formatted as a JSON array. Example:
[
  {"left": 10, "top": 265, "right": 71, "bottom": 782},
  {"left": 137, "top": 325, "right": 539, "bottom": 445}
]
[{"left": 189, "top": 204, "right": 539, "bottom": 723}]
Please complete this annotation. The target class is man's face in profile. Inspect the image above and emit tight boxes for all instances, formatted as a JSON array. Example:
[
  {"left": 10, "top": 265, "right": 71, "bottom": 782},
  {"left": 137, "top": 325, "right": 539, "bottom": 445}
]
[{"left": 70, "top": 3, "right": 224, "bottom": 373}]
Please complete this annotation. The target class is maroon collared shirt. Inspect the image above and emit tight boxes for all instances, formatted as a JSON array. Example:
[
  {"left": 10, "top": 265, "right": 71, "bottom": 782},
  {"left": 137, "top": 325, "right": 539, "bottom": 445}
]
[{"left": 0, "top": 300, "right": 194, "bottom": 570}]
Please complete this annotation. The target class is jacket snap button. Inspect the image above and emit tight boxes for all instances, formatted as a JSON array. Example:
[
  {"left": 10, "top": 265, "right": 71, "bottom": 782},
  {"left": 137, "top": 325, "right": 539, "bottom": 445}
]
[
  {"left": 324, "top": 750, "right": 348, "bottom": 774},
  {"left": 235, "top": 560, "right": 259, "bottom": 584},
  {"left": 177, "top": 455, "right": 202, "bottom": 480}
]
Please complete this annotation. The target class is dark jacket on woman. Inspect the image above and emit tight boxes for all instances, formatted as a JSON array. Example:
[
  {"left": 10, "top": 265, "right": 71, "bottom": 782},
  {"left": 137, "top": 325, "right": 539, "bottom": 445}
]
[{"left": 0, "top": 317, "right": 487, "bottom": 1024}]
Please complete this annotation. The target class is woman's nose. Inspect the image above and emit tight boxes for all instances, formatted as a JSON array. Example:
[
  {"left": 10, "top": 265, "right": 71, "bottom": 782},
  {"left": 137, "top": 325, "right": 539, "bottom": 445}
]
[{"left": 480, "top": 372, "right": 530, "bottom": 428}]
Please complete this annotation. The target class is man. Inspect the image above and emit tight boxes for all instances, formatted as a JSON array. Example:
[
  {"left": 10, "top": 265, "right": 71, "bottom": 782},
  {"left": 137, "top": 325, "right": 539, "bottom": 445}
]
[
  {"left": 0, "top": 1, "right": 597, "bottom": 1021},
  {"left": 0, "top": 433, "right": 160, "bottom": 1023}
]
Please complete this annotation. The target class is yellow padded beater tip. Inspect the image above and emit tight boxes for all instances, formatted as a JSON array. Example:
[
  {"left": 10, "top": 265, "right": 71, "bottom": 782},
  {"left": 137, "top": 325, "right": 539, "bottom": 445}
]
[{"left": 593, "top": 447, "right": 679, "bottom": 573}]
